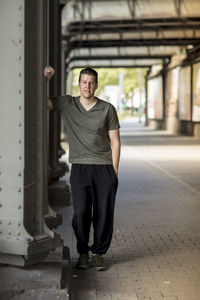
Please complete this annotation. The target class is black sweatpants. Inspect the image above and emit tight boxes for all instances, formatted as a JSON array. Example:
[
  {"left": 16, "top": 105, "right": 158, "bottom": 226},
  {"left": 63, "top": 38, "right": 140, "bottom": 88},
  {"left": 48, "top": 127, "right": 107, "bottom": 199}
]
[{"left": 70, "top": 164, "right": 118, "bottom": 255}]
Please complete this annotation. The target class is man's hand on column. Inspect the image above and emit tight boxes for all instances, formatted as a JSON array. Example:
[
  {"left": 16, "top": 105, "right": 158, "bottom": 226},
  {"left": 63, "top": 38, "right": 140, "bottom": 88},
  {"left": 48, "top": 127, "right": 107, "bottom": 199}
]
[
  {"left": 44, "top": 66, "right": 55, "bottom": 80},
  {"left": 47, "top": 98, "right": 54, "bottom": 110}
]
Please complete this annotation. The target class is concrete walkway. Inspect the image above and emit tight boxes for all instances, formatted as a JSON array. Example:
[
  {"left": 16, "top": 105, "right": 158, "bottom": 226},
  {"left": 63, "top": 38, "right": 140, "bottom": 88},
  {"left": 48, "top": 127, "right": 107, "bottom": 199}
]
[{"left": 57, "top": 121, "right": 200, "bottom": 300}]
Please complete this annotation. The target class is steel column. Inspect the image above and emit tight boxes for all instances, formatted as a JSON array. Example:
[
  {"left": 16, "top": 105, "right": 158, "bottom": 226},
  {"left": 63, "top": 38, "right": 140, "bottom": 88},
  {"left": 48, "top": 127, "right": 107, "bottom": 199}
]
[
  {"left": 0, "top": 0, "right": 62, "bottom": 266},
  {"left": 49, "top": 0, "right": 68, "bottom": 181}
]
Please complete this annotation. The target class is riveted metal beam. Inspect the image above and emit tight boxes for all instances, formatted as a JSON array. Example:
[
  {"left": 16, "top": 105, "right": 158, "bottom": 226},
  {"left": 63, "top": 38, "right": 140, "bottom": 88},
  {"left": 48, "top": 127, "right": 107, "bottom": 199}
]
[{"left": 0, "top": 0, "right": 33, "bottom": 252}]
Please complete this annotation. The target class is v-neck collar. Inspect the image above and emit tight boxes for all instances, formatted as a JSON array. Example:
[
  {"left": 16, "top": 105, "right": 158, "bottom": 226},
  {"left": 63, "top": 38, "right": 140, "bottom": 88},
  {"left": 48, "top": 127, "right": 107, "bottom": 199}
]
[{"left": 76, "top": 96, "right": 99, "bottom": 112}]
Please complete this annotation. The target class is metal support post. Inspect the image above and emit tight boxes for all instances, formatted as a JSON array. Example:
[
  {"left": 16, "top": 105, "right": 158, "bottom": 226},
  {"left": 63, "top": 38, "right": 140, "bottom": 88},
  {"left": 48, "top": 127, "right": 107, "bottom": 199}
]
[
  {"left": 46, "top": 0, "right": 71, "bottom": 227},
  {"left": 0, "top": 0, "right": 62, "bottom": 266},
  {"left": 138, "top": 68, "right": 142, "bottom": 123},
  {"left": 49, "top": 0, "right": 68, "bottom": 181}
]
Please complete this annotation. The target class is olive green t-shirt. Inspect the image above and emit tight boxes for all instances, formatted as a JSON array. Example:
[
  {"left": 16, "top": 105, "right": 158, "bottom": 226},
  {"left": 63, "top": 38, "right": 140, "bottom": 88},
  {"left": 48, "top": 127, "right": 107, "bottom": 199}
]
[{"left": 51, "top": 95, "right": 120, "bottom": 165}]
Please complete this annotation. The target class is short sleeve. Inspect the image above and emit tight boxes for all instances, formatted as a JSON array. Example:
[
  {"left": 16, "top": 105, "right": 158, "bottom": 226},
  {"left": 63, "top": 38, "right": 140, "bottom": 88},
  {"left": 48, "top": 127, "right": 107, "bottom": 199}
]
[
  {"left": 51, "top": 96, "right": 68, "bottom": 111},
  {"left": 107, "top": 104, "right": 120, "bottom": 130}
]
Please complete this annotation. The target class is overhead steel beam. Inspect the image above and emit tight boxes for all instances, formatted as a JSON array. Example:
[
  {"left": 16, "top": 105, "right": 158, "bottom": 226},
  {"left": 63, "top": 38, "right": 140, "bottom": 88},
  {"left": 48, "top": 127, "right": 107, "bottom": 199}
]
[
  {"left": 67, "top": 38, "right": 200, "bottom": 49},
  {"left": 64, "top": 17, "right": 200, "bottom": 38},
  {"left": 65, "top": 24, "right": 200, "bottom": 37},
  {"left": 68, "top": 45, "right": 184, "bottom": 56},
  {"left": 66, "top": 17, "right": 200, "bottom": 26},
  {"left": 67, "top": 55, "right": 171, "bottom": 63},
  {"left": 68, "top": 63, "right": 152, "bottom": 69},
  {"left": 183, "top": 44, "right": 200, "bottom": 62}
]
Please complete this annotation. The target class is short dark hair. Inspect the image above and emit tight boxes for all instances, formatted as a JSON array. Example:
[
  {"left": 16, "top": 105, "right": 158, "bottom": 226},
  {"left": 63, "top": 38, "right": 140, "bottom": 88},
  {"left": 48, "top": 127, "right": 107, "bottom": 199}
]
[{"left": 79, "top": 67, "right": 98, "bottom": 83}]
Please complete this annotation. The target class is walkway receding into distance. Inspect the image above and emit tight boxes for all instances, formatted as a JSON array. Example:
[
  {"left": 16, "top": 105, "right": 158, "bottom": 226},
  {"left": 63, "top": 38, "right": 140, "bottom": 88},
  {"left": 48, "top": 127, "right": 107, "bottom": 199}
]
[{"left": 56, "top": 120, "right": 200, "bottom": 300}]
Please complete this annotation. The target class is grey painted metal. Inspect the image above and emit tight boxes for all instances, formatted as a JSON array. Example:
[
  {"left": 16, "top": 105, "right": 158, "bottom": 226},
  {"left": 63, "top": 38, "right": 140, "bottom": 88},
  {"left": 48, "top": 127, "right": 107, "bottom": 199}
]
[
  {"left": 62, "top": 0, "right": 200, "bottom": 25},
  {"left": 43, "top": 0, "right": 63, "bottom": 229},
  {"left": 67, "top": 58, "right": 164, "bottom": 69},
  {"left": 65, "top": 46, "right": 184, "bottom": 69},
  {"left": 49, "top": 0, "right": 61, "bottom": 172},
  {"left": 47, "top": 0, "right": 69, "bottom": 232},
  {"left": 67, "top": 38, "right": 200, "bottom": 49},
  {"left": 0, "top": 0, "right": 32, "bottom": 251},
  {"left": 49, "top": 0, "right": 68, "bottom": 180},
  {"left": 61, "top": 1, "right": 200, "bottom": 74},
  {"left": 41, "top": 0, "right": 61, "bottom": 233},
  {"left": 68, "top": 46, "right": 185, "bottom": 58},
  {"left": 67, "top": 55, "right": 172, "bottom": 62},
  {"left": 64, "top": 17, "right": 200, "bottom": 39},
  {"left": 0, "top": 0, "right": 62, "bottom": 265}
]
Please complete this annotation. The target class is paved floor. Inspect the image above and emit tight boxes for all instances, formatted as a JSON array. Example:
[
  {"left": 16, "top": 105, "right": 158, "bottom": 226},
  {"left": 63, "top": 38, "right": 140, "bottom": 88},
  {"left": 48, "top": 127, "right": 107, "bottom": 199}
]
[{"left": 57, "top": 121, "right": 200, "bottom": 300}]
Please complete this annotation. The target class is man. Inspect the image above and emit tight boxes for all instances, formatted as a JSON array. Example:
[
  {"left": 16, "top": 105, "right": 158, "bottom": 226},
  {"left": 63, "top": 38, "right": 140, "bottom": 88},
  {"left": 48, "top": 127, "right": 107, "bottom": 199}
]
[{"left": 44, "top": 66, "right": 121, "bottom": 271}]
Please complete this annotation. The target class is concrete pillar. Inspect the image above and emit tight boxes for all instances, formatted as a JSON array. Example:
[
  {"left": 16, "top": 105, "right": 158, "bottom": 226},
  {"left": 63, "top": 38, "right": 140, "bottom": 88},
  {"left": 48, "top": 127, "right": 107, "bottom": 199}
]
[
  {"left": 0, "top": 0, "right": 62, "bottom": 266},
  {"left": 164, "top": 55, "right": 186, "bottom": 134},
  {"left": 146, "top": 65, "right": 164, "bottom": 129},
  {"left": 165, "top": 67, "right": 180, "bottom": 133},
  {"left": 191, "top": 62, "right": 200, "bottom": 138}
]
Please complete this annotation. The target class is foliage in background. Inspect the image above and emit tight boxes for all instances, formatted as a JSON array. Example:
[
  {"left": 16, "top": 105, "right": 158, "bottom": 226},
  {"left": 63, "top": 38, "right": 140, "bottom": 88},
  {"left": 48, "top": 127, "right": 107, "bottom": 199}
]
[{"left": 72, "top": 68, "right": 147, "bottom": 98}]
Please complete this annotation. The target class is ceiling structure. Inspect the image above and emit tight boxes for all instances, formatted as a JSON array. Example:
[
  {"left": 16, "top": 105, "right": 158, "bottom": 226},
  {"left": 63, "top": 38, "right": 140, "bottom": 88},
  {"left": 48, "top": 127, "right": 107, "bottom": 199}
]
[{"left": 61, "top": 0, "right": 200, "bottom": 69}]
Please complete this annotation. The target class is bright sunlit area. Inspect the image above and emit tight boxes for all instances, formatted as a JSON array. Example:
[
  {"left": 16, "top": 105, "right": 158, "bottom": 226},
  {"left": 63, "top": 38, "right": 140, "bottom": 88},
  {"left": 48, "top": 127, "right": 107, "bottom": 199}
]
[{"left": 71, "top": 67, "right": 148, "bottom": 124}]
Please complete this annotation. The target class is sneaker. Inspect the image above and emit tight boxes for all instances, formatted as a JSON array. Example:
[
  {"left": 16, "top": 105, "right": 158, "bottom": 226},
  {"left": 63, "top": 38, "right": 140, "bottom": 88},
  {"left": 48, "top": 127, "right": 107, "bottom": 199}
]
[
  {"left": 92, "top": 254, "right": 106, "bottom": 271},
  {"left": 76, "top": 253, "right": 89, "bottom": 270}
]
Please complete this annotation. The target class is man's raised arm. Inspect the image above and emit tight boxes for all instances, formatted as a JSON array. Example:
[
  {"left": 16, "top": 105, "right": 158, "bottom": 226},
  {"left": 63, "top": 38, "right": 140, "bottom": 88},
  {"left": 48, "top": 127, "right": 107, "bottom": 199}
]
[{"left": 44, "top": 66, "right": 55, "bottom": 110}]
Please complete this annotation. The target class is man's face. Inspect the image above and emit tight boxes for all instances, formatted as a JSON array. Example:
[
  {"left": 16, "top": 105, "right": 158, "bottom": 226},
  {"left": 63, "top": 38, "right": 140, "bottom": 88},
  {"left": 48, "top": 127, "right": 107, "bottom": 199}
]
[{"left": 79, "top": 74, "right": 98, "bottom": 99}]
